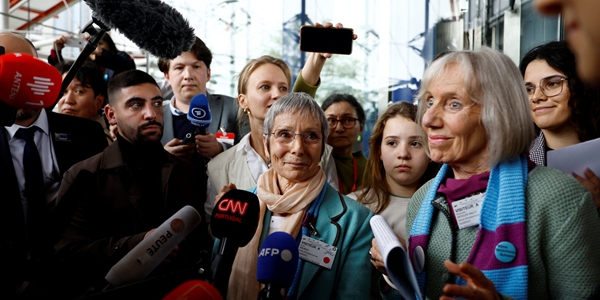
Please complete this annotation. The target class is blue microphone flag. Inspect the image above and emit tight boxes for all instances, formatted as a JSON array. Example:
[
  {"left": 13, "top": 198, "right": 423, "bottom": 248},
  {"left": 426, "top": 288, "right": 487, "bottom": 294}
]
[
  {"left": 188, "top": 94, "right": 212, "bottom": 128},
  {"left": 256, "top": 231, "right": 299, "bottom": 287}
]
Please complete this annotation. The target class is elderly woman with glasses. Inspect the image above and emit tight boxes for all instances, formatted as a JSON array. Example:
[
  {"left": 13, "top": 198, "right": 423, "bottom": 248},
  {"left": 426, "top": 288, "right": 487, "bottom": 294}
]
[
  {"left": 370, "top": 48, "right": 600, "bottom": 299},
  {"left": 218, "top": 92, "right": 373, "bottom": 299},
  {"left": 321, "top": 94, "right": 367, "bottom": 194},
  {"left": 520, "top": 41, "right": 600, "bottom": 209}
]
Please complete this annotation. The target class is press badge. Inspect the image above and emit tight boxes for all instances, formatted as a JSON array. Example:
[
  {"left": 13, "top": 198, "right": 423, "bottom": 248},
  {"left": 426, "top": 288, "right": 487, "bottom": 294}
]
[
  {"left": 298, "top": 235, "right": 337, "bottom": 269},
  {"left": 451, "top": 193, "right": 484, "bottom": 229},
  {"left": 215, "top": 127, "right": 235, "bottom": 146}
]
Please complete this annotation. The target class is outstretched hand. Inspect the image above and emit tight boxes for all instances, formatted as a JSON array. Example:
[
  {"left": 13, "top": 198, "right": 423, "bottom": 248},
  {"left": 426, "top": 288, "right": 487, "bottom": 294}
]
[
  {"left": 300, "top": 22, "right": 358, "bottom": 86},
  {"left": 441, "top": 261, "right": 500, "bottom": 300},
  {"left": 573, "top": 168, "right": 600, "bottom": 209}
]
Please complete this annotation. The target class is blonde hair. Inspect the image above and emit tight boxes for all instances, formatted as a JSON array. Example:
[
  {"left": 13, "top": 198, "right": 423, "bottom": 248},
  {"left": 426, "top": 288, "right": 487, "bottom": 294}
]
[
  {"left": 236, "top": 55, "right": 292, "bottom": 129},
  {"left": 415, "top": 47, "right": 535, "bottom": 167}
]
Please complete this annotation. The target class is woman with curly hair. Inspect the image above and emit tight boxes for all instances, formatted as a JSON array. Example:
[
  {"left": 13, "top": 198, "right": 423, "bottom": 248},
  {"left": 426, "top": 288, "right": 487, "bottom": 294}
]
[{"left": 520, "top": 40, "right": 600, "bottom": 208}]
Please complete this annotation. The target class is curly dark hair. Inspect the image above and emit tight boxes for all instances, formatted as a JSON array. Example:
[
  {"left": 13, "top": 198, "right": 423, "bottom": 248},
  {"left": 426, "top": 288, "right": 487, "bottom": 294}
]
[{"left": 519, "top": 41, "right": 600, "bottom": 142}]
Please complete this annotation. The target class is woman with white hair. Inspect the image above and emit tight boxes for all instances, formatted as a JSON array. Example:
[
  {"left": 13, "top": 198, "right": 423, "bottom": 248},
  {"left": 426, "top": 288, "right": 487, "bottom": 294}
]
[
  {"left": 216, "top": 92, "right": 373, "bottom": 299},
  {"left": 371, "top": 48, "right": 600, "bottom": 299}
]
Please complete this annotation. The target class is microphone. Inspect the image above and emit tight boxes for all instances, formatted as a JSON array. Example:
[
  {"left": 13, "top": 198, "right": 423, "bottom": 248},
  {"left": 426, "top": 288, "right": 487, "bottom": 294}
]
[
  {"left": 162, "top": 280, "right": 222, "bottom": 300},
  {"left": 210, "top": 189, "right": 261, "bottom": 299},
  {"left": 84, "top": 0, "right": 195, "bottom": 59},
  {"left": 187, "top": 93, "right": 212, "bottom": 136},
  {"left": 105, "top": 205, "right": 201, "bottom": 288},
  {"left": 256, "top": 232, "right": 299, "bottom": 300},
  {"left": 0, "top": 53, "right": 62, "bottom": 109},
  {"left": 54, "top": 0, "right": 195, "bottom": 110}
]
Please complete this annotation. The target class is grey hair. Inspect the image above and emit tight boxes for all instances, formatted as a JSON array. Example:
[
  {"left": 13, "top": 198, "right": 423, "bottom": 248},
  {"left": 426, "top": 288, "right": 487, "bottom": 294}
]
[
  {"left": 415, "top": 47, "right": 535, "bottom": 167},
  {"left": 263, "top": 92, "right": 329, "bottom": 157}
]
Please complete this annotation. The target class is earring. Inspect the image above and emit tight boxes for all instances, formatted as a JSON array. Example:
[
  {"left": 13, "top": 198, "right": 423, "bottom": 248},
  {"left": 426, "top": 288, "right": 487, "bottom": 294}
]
[
  {"left": 267, "top": 158, "right": 271, "bottom": 168},
  {"left": 243, "top": 108, "right": 251, "bottom": 115}
]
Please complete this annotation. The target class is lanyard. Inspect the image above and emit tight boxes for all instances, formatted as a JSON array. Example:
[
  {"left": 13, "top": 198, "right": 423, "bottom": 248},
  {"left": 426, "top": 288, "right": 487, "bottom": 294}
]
[
  {"left": 338, "top": 157, "right": 358, "bottom": 194},
  {"left": 252, "top": 183, "right": 328, "bottom": 299},
  {"left": 287, "top": 182, "right": 328, "bottom": 299}
]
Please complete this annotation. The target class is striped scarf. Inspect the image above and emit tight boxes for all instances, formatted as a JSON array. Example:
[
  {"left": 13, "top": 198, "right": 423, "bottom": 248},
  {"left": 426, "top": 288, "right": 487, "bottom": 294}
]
[{"left": 408, "top": 155, "right": 529, "bottom": 300}]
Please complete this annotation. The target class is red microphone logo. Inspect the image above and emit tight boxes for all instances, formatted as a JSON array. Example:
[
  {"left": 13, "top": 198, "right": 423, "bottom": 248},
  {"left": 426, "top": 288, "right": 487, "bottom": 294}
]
[
  {"left": 214, "top": 198, "right": 248, "bottom": 224},
  {"left": 217, "top": 198, "right": 249, "bottom": 215}
]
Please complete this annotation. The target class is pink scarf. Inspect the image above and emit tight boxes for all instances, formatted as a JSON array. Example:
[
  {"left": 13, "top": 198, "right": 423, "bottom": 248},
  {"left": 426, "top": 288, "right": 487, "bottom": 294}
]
[{"left": 226, "top": 168, "right": 326, "bottom": 299}]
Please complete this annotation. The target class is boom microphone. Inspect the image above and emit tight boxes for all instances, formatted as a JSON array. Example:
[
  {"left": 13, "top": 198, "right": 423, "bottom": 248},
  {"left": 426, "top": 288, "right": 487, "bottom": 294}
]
[
  {"left": 187, "top": 94, "right": 212, "bottom": 135},
  {"left": 105, "top": 205, "right": 201, "bottom": 287},
  {"left": 210, "top": 189, "right": 261, "bottom": 298},
  {"left": 257, "top": 232, "right": 299, "bottom": 300},
  {"left": 0, "top": 53, "right": 62, "bottom": 109},
  {"left": 84, "top": 0, "right": 195, "bottom": 59}
]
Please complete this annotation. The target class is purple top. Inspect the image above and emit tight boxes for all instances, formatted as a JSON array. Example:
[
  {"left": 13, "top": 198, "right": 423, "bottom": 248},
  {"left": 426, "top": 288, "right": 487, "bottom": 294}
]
[{"left": 437, "top": 172, "right": 490, "bottom": 226}]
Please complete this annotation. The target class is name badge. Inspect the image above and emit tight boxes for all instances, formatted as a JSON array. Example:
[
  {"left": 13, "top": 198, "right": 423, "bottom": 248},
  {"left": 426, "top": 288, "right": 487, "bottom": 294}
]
[
  {"left": 215, "top": 132, "right": 235, "bottom": 146},
  {"left": 451, "top": 193, "right": 484, "bottom": 229},
  {"left": 298, "top": 235, "right": 337, "bottom": 269},
  {"left": 54, "top": 132, "right": 72, "bottom": 142}
]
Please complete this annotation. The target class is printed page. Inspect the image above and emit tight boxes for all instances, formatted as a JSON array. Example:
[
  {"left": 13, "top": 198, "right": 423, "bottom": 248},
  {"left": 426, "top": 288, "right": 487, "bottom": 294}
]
[
  {"left": 547, "top": 137, "right": 600, "bottom": 176},
  {"left": 370, "top": 215, "right": 422, "bottom": 300}
]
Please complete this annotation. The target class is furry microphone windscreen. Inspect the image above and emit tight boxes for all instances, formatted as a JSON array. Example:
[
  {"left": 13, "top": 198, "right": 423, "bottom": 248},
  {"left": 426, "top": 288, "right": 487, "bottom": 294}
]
[{"left": 84, "top": 0, "right": 195, "bottom": 59}]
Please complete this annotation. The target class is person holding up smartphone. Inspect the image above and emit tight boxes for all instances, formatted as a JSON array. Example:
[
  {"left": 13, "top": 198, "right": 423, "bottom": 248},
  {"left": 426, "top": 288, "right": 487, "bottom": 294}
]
[
  {"left": 205, "top": 22, "right": 356, "bottom": 233},
  {"left": 48, "top": 33, "right": 136, "bottom": 82}
]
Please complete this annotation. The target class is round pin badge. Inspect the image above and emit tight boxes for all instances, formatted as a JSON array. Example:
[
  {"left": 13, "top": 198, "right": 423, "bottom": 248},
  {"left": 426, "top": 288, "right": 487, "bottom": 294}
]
[
  {"left": 494, "top": 241, "right": 516, "bottom": 263},
  {"left": 412, "top": 246, "right": 425, "bottom": 273}
]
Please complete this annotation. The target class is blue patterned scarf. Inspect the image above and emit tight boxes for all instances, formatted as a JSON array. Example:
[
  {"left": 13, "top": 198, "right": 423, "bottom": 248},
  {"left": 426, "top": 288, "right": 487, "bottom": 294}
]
[{"left": 408, "top": 155, "right": 529, "bottom": 300}]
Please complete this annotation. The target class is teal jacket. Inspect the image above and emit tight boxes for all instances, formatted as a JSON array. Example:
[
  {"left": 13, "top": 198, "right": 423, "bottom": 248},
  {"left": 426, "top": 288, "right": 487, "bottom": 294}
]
[{"left": 214, "top": 183, "right": 374, "bottom": 299}]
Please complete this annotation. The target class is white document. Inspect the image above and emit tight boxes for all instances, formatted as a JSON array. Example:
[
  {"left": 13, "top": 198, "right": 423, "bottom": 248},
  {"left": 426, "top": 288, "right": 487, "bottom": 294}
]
[
  {"left": 547, "top": 137, "right": 600, "bottom": 176},
  {"left": 370, "top": 215, "right": 422, "bottom": 300}
]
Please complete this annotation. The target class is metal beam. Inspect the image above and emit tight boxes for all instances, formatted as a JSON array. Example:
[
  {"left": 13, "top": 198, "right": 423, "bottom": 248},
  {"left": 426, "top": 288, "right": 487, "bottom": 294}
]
[{"left": 16, "top": 0, "right": 77, "bottom": 31}]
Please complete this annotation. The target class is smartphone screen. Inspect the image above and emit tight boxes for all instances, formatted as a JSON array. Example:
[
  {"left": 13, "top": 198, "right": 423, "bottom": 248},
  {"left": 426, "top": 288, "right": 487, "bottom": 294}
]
[
  {"left": 65, "top": 38, "right": 86, "bottom": 48},
  {"left": 299, "top": 26, "right": 353, "bottom": 55}
]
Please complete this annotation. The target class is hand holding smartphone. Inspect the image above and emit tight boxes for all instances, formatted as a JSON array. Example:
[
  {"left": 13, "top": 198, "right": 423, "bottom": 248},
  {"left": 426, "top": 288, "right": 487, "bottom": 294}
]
[
  {"left": 65, "top": 37, "right": 86, "bottom": 48},
  {"left": 299, "top": 25, "right": 354, "bottom": 55},
  {"left": 180, "top": 132, "right": 196, "bottom": 145}
]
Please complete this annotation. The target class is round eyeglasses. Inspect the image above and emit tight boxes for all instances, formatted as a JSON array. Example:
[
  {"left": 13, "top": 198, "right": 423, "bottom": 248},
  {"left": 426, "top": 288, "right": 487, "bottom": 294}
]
[
  {"left": 326, "top": 117, "right": 359, "bottom": 129},
  {"left": 268, "top": 129, "right": 322, "bottom": 145},
  {"left": 524, "top": 75, "right": 568, "bottom": 98}
]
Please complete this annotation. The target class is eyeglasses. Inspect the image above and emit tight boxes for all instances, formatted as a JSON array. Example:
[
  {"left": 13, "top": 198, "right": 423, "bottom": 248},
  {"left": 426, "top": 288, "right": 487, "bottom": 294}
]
[
  {"left": 327, "top": 117, "right": 359, "bottom": 129},
  {"left": 524, "top": 75, "right": 568, "bottom": 98},
  {"left": 268, "top": 129, "right": 322, "bottom": 145}
]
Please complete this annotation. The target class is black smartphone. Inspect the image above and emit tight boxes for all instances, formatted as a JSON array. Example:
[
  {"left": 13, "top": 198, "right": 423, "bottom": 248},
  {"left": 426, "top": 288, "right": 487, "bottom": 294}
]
[{"left": 299, "top": 26, "right": 353, "bottom": 55}]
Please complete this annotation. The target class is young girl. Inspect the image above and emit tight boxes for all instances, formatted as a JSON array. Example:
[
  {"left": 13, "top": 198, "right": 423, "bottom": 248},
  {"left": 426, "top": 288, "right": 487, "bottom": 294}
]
[
  {"left": 356, "top": 101, "right": 438, "bottom": 240},
  {"left": 353, "top": 101, "right": 438, "bottom": 298}
]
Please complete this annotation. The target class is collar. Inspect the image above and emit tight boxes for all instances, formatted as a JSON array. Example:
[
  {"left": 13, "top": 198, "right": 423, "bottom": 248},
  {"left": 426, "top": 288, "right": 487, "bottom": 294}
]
[
  {"left": 438, "top": 171, "right": 490, "bottom": 201},
  {"left": 5, "top": 109, "right": 50, "bottom": 138},
  {"left": 237, "top": 132, "right": 252, "bottom": 152},
  {"left": 169, "top": 92, "right": 211, "bottom": 116},
  {"left": 168, "top": 96, "right": 186, "bottom": 116}
]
